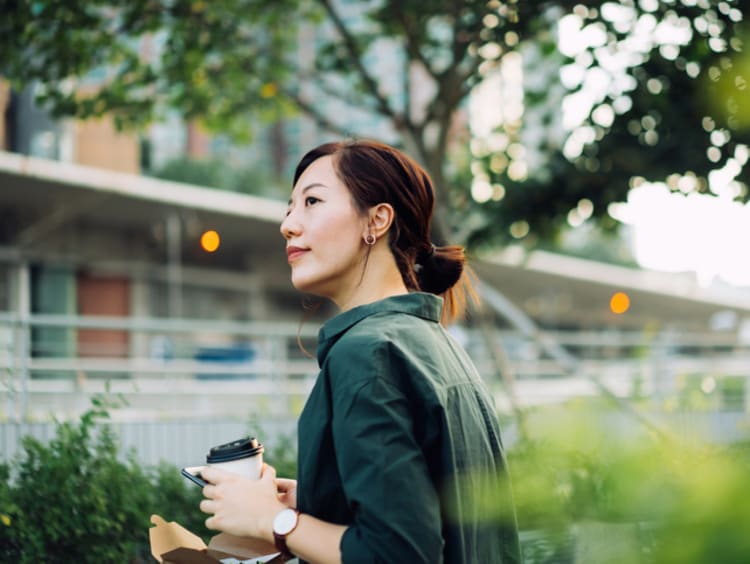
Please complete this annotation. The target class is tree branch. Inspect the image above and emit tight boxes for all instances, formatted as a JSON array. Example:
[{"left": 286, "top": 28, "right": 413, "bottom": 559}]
[
  {"left": 317, "top": 0, "right": 401, "bottom": 123},
  {"left": 296, "top": 68, "right": 381, "bottom": 114},
  {"left": 390, "top": 5, "right": 438, "bottom": 81},
  {"left": 402, "top": 48, "right": 412, "bottom": 126},
  {"left": 281, "top": 88, "right": 359, "bottom": 139},
  {"left": 457, "top": 54, "right": 485, "bottom": 101}
]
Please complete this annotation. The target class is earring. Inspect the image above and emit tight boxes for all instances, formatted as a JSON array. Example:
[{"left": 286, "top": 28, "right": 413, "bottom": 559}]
[{"left": 365, "top": 234, "right": 376, "bottom": 246}]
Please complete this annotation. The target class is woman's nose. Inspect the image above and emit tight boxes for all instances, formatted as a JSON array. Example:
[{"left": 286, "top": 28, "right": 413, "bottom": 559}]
[{"left": 280, "top": 212, "right": 300, "bottom": 239}]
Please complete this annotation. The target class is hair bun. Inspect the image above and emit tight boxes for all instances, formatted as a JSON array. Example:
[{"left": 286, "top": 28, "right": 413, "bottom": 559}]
[{"left": 416, "top": 245, "right": 465, "bottom": 296}]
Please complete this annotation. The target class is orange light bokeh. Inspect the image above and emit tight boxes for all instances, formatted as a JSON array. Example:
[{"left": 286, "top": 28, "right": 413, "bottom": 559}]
[
  {"left": 200, "top": 230, "right": 220, "bottom": 253},
  {"left": 610, "top": 291, "right": 630, "bottom": 314}
]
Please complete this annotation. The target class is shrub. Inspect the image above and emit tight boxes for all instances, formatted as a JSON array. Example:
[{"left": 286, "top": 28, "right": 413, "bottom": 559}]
[
  {"left": 0, "top": 395, "right": 301, "bottom": 562},
  {"left": 0, "top": 395, "right": 209, "bottom": 563},
  {"left": 0, "top": 396, "right": 148, "bottom": 562}
]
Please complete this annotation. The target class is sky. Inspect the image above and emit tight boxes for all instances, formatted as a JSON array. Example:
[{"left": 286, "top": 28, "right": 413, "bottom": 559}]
[{"left": 613, "top": 180, "right": 750, "bottom": 287}]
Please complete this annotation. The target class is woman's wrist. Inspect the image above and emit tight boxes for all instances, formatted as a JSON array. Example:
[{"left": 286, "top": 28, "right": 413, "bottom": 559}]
[{"left": 264, "top": 502, "right": 291, "bottom": 544}]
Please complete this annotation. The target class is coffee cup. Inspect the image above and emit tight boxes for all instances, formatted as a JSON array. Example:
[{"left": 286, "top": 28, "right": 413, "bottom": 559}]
[{"left": 206, "top": 436, "right": 264, "bottom": 479}]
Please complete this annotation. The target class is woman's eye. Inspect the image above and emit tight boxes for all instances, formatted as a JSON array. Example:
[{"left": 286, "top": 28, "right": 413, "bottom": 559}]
[{"left": 305, "top": 196, "right": 320, "bottom": 206}]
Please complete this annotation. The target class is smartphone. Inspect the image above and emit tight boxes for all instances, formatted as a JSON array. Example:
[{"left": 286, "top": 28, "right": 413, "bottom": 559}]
[{"left": 181, "top": 466, "right": 209, "bottom": 487}]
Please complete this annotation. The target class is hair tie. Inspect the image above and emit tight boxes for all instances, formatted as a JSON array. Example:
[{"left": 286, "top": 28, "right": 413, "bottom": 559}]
[{"left": 414, "top": 243, "right": 436, "bottom": 273}]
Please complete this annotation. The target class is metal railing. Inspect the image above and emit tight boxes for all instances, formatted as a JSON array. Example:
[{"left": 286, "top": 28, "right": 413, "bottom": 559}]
[
  {"left": 2, "top": 311, "right": 749, "bottom": 423},
  {"left": 0, "top": 312, "right": 321, "bottom": 422},
  {"left": 2, "top": 311, "right": 750, "bottom": 465}
]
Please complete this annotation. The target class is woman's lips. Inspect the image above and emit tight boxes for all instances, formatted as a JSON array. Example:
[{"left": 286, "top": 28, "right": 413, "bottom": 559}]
[{"left": 286, "top": 246, "right": 308, "bottom": 263}]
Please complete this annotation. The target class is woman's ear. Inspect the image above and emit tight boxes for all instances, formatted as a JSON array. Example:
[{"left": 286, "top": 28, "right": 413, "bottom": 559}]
[{"left": 367, "top": 203, "right": 395, "bottom": 240}]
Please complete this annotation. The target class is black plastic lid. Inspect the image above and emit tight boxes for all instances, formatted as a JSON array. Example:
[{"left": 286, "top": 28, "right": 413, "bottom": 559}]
[{"left": 206, "top": 436, "right": 264, "bottom": 464}]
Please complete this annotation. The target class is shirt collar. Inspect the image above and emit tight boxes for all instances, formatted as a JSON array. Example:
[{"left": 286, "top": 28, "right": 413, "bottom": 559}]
[{"left": 317, "top": 292, "right": 443, "bottom": 363}]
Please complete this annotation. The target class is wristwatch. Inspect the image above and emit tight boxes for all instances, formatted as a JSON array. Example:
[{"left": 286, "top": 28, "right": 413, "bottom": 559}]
[{"left": 272, "top": 508, "right": 300, "bottom": 560}]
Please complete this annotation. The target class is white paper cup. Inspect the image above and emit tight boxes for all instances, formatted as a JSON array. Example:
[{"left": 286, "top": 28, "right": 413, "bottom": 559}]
[{"left": 206, "top": 437, "right": 264, "bottom": 479}]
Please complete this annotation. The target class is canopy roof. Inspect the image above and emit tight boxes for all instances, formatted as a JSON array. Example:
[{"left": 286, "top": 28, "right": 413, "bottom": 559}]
[{"left": 2, "top": 150, "right": 747, "bottom": 330}]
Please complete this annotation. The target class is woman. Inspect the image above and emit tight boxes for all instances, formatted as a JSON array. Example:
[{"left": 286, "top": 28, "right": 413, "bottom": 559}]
[{"left": 199, "top": 140, "right": 521, "bottom": 563}]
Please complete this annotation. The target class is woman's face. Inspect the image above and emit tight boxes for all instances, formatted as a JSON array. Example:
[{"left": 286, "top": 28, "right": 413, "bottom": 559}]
[{"left": 280, "top": 155, "right": 368, "bottom": 303}]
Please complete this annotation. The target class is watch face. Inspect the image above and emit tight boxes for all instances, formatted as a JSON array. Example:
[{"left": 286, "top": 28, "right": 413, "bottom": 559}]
[{"left": 274, "top": 508, "right": 299, "bottom": 535}]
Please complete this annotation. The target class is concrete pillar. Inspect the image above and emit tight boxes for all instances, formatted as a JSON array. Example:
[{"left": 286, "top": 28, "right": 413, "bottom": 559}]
[{"left": 7, "top": 262, "right": 30, "bottom": 422}]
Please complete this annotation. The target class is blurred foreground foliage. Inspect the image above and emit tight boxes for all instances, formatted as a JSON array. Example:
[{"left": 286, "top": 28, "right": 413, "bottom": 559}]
[
  {"left": 2, "top": 395, "right": 750, "bottom": 562},
  {"left": 505, "top": 404, "right": 750, "bottom": 563}
]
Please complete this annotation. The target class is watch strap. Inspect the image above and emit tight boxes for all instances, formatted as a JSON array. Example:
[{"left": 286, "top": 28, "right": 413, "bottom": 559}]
[{"left": 273, "top": 509, "right": 300, "bottom": 560}]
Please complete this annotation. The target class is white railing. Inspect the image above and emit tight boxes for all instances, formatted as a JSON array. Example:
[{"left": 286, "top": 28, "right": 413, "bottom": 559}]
[
  {"left": 1, "top": 312, "right": 749, "bottom": 424},
  {"left": 0, "top": 417, "right": 298, "bottom": 468},
  {"left": 0, "top": 312, "right": 320, "bottom": 422},
  {"left": 2, "top": 410, "right": 750, "bottom": 466}
]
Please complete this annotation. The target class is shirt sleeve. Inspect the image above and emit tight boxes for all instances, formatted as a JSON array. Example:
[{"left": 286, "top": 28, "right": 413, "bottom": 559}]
[{"left": 329, "top": 339, "right": 444, "bottom": 564}]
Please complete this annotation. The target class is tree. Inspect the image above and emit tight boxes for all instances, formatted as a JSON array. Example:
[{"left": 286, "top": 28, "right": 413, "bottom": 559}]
[
  {"left": 1, "top": 0, "right": 747, "bottom": 246},
  {"left": 467, "top": 1, "right": 750, "bottom": 246},
  {"left": 150, "top": 156, "right": 282, "bottom": 197}
]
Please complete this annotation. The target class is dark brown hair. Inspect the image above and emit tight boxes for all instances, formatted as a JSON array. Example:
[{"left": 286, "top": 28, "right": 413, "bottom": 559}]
[{"left": 293, "top": 139, "right": 474, "bottom": 323}]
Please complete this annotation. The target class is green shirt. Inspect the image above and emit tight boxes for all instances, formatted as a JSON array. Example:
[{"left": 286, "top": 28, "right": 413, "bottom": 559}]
[{"left": 297, "top": 293, "right": 521, "bottom": 564}]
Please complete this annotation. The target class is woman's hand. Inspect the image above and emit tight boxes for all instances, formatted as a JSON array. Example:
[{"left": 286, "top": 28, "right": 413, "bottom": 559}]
[
  {"left": 199, "top": 463, "right": 287, "bottom": 541},
  {"left": 276, "top": 477, "right": 298, "bottom": 509}
]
